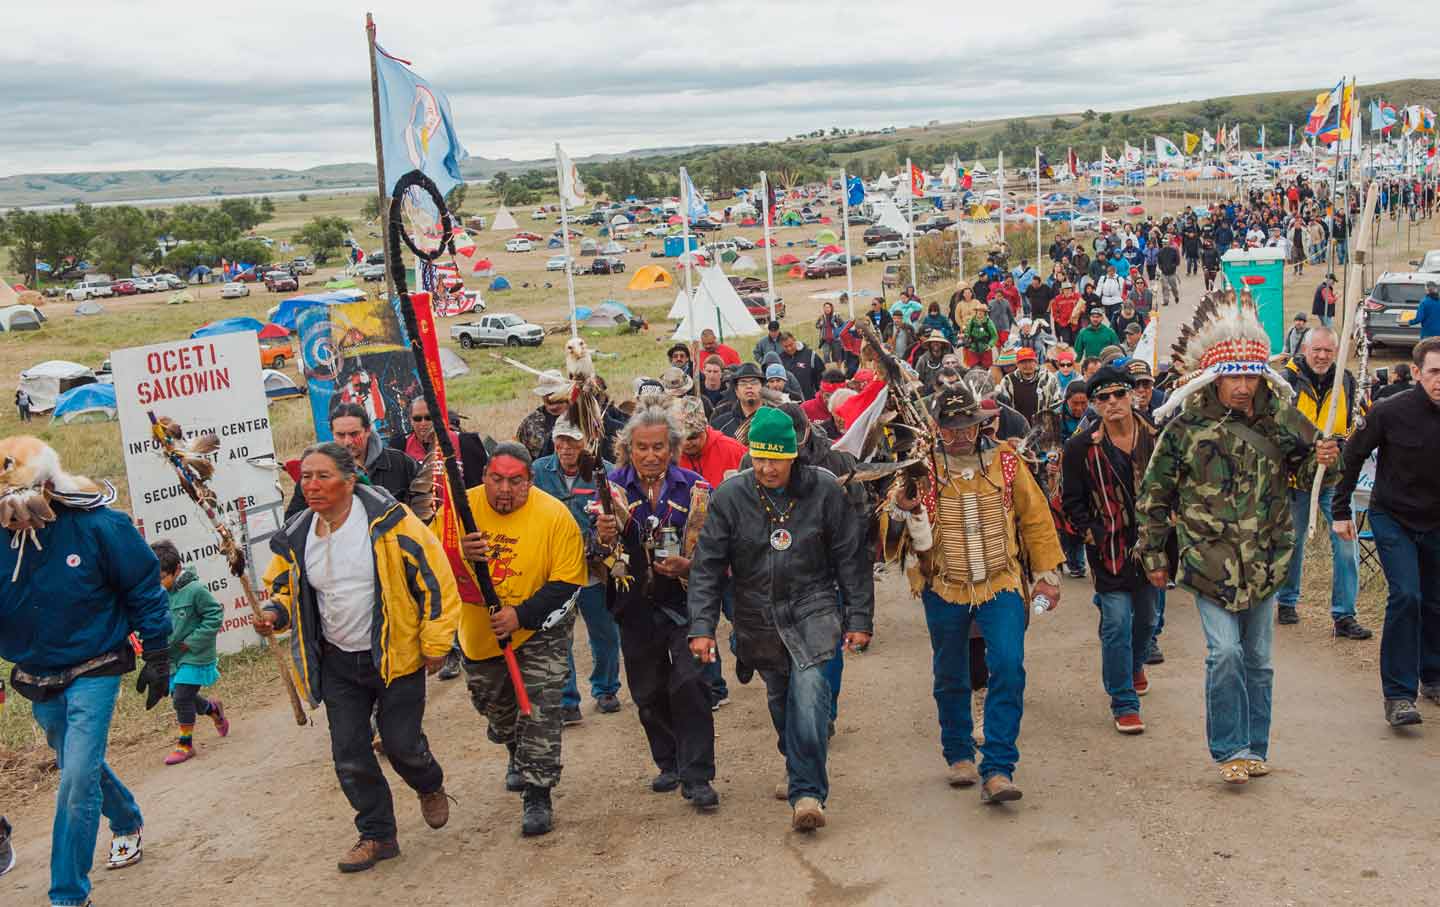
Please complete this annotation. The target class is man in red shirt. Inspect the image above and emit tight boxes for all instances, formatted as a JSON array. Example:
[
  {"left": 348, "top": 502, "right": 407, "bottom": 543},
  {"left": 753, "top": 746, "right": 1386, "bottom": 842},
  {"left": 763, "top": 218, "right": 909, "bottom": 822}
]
[
  {"left": 674, "top": 396, "right": 745, "bottom": 486},
  {"left": 699, "top": 329, "right": 741, "bottom": 367},
  {"left": 802, "top": 366, "right": 848, "bottom": 426}
]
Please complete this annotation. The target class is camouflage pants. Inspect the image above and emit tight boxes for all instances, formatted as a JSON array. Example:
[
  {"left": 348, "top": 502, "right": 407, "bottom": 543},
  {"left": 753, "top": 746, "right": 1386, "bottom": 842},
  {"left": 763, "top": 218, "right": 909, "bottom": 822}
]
[{"left": 463, "top": 610, "right": 575, "bottom": 789}]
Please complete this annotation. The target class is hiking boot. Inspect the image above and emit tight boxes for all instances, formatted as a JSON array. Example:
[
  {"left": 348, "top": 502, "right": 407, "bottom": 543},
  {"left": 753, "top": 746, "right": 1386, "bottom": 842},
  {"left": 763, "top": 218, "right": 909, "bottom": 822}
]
[
  {"left": 1333, "top": 616, "right": 1374, "bottom": 640},
  {"left": 595, "top": 693, "right": 622, "bottom": 714},
  {"left": 1145, "top": 640, "right": 1165, "bottom": 665},
  {"left": 775, "top": 778, "right": 789, "bottom": 801},
  {"left": 947, "top": 760, "right": 979, "bottom": 787},
  {"left": 418, "top": 787, "right": 451, "bottom": 829},
  {"left": 1115, "top": 713, "right": 1145, "bottom": 735},
  {"left": 1133, "top": 669, "right": 1150, "bottom": 696},
  {"left": 791, "top": 797, "right": 826, "bottom": 831},
  {"left": 652, "top": 770, "right": 681, "bottom": 793},
  {"left": 1277, "top": 605, "right": 1299, "bottom": 625},
  {"left": 521, "top": 786, "right": 553, "bottom": 837},
  {"left": 1421, "top": 684, "right": 1440, "bottom": 707},
  {"left": 980, "top": 775, "right": 1022, "bottom": 804},
  {"left": 209, "top": 698, "right": 230, "bottom": 737},
  {"left": 164, "top": 742, "right": 194, "bottom": 765},
  {"left": 437, "top": 650, "right": 462, "bottom": 681},
  {"left": 337, "top": 837, "right": 399, "bottom": 873},
  {"left": 682, "top": 781, "right": 720, "bottom": 809},
  {"left": 105, "top": 830, "right": 142, "bottom": 869},
  {"left": 735, "top": 657, "right": 755, "bottom": 685},
  {"left": 505, "top": 745, "right": 524, "bottom": 793},
  {"left": 1385, "top": 699, "right": 1423, "bottom": 728},
  {"left": 561, "top": 705, "right": 583, "bottom": 725}
]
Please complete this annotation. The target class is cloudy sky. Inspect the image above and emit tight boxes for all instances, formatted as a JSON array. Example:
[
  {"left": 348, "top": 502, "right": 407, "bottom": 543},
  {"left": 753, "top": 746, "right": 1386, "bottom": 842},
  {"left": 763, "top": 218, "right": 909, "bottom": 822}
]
[{"left": 1, "top": 0, "right": 1429, "bottom": 176}]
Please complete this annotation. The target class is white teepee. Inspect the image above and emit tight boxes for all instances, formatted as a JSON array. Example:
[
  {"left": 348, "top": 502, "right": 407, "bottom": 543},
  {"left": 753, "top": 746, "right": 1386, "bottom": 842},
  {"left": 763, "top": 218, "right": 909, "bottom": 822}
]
[
  {"left": 671, "top": 267, "right": 762, "bottom": 342},
  {"left": 490, "top": 206, "right": 518, "bottom": 231}
]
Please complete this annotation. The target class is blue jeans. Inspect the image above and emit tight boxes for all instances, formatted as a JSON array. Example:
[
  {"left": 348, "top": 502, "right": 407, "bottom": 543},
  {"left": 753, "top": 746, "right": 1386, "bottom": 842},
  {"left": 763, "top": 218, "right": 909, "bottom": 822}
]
[
  {"left": 1335, "top": 238, "right": 1348, "bottom": 265},
  {"left": 921, "top": 588, "right": 1026, "bottom": 780},
  {"left": 1277, "top": 486, "right": 1358, "bottom": 619},
  {"left": 760, "top": 657, "right": 833, "bottom": 805},
  {"left": 1094, "top": 587, "right": 1156, "bottom": 716},
  {"left": 30, "top": 673, "right": 144, "bottom": 907},
  {"left": 562, "top": 583, "right": 622, "bottom": 709},
  {"left": 1151, "top": 588, "right": 1167, "bottom": 642},
  {"left": 1195, "top": 594, "right": 1276, "bottom": 763},
  {"left": 1060, "top": 532, "right": 1087, "bottom": 574},
  {"left": 701, "top": 581, "right": 734, "bottom": 703},
  {"left": 1368, "top": 509, "right": 1440, "bottom": 701}
]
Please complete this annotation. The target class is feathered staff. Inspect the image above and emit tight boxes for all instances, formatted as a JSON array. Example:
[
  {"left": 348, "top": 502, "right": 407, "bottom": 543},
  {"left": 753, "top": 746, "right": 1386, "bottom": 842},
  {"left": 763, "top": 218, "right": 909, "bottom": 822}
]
[
  {"left": 146, "top": 413, "right": 309, "bottom": 726},
  {"left": 852, "top": 316, "right": 940, "bottom": 517}
]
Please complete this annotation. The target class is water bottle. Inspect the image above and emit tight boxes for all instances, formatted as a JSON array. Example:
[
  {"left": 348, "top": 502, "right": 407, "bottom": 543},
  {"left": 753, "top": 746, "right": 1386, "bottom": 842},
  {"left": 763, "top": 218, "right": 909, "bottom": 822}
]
[{"left": 1031, "top": 594, "right": 1052, "bottom": 616}]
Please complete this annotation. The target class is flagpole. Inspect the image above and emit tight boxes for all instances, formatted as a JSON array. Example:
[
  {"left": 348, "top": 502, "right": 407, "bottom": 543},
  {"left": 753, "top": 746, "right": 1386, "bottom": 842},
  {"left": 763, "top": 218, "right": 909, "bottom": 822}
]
[
  {"left": 364, "top": 13, "right": 398, "bottom": 307},
  {"left": 955, "top": 156, "right": 965, "bottom": 286},
  {"left": 839, "top": 166, "right": 856, "bottom": 320},
  {"left": 555, "top": 144, "right": 579, "bottom": 338},
  {"left": 906, "top": 157, "right": 918, "bottom": 290},
  {"left": 680, "top": 166, "right": 699, "bottom": 365},
  {"left": 998, "top": 151, "right": 1007, "bottom": 256},
  {"left": 1098, "top": 146, "right": 1106, "bottom": 236},
  {"left": 1034, "top": 145, "right": 1042, "bottom": 267},
  {"left": 760, "top": 171, "right": 777, "bottom": 323}
]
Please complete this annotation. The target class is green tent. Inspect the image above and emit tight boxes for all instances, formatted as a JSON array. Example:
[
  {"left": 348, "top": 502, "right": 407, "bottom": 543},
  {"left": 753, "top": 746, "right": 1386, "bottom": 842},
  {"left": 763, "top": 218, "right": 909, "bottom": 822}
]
[
  {"left": 325, "top": 277, "right": 358, "bottom": 289},
  {"left": 721, "top": 250, "right": 739, "bottom": 264},
  {"left": 814, "top": 229, "right": 839, "bottom": 244}
]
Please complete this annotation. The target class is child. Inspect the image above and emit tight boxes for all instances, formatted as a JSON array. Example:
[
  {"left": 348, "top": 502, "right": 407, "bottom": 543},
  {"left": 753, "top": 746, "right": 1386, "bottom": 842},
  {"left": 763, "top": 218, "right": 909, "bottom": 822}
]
[{"left": 152, "top": 540, "right": 229, "bottom": 764}]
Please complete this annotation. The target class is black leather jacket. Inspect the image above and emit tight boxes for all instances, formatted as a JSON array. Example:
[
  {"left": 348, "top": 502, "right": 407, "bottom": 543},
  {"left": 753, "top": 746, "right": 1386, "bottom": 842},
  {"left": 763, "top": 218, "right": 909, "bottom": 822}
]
[{"left": 688, "top": 465, "right": 874, "bottom": 671}]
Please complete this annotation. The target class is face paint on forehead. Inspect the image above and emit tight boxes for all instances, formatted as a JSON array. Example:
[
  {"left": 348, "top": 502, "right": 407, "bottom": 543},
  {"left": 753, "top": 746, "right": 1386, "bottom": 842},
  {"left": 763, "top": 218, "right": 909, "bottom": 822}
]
[{"left": 487, "top": 456, "right": 529, "bottom": 479}]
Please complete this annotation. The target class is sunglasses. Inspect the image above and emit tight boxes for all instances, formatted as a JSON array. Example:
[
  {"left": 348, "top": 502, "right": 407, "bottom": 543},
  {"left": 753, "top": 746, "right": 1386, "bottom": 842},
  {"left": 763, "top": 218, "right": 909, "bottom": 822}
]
[
  {"left": 1092, "top": 389, "right": 1130, "bottom": 403},
  {"left": 411, "top": 414, "right": 432, "bottom": 422}
]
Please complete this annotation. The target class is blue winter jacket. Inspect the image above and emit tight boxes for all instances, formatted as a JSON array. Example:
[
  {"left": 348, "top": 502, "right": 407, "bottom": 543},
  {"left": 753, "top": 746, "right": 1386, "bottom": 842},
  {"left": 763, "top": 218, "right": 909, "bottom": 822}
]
[
  {"left": 0, "top": 505, "right": 171, "bottom": 674},
  {"left": 532, "top": 453, "right": 613, "bottom": 552}
]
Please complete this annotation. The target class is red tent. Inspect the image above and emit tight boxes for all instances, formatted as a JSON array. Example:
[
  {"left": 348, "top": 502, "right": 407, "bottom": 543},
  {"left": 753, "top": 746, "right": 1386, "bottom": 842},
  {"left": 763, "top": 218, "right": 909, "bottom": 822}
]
[
  {"left": 667, "top": 215, "right": 683, "bottom": 225},
  {"left": 819, "top": 217, "right": 832, "bottom": 224},
  {"left": 787, "top": 265, "right": 805, "bottom": 278},
  {"left": 1127, "top": 205, "right": 1145, "bottom": 216},
  {"left": 776, "top": 253, "right": 800, "bottom": 265},
  {"left": 258, "top": 323, "right": 289, "bottom": 339},
  {"left": 472, "top": 258, "right": 493, "bottom": 273},
  {"left": 820, "top": 244, "right": 843, "bottom": 255}
]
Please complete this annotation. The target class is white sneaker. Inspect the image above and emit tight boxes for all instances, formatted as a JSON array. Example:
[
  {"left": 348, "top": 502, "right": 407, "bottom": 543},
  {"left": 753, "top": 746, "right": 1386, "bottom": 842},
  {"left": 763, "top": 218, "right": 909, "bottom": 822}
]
[{"left": 106, "top": 830, "right": 142, "bottom": 869}]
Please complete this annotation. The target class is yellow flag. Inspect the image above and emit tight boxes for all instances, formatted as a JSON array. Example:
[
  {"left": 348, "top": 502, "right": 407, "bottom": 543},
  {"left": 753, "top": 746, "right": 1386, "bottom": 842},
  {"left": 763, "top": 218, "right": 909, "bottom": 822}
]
[{"left": 1183, "top": 132, "right": 1200, "bottom": 155}]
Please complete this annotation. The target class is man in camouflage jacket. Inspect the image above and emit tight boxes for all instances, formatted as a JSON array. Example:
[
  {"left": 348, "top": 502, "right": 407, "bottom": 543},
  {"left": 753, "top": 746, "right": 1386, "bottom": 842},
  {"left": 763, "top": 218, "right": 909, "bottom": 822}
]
[{"left": 1137, "top": 380, "right": 1338, "bottom": 782}]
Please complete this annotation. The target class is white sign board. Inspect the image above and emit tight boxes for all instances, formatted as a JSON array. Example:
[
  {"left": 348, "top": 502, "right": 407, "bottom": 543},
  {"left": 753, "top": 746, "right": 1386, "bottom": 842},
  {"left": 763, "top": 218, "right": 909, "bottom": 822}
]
[{"left": 113, "top": 332, "right": 284, "bottom": 654}]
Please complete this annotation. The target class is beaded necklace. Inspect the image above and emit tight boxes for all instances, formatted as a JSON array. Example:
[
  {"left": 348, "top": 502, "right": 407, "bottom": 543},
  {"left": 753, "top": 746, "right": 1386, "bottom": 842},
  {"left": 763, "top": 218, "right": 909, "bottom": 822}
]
[{"left": 753, "top": 477, "right": 796, "bottom": 551}]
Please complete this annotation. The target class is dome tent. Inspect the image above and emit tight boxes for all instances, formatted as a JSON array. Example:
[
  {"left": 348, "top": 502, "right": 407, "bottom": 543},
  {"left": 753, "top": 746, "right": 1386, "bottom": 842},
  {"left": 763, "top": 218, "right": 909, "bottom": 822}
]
[
  {"left": 0, "top": 304, "right": 43, "bottom": 331},
  {"left": 489, "top": 276, "right": 512, "bottom": 291},
  {"left": 51, "top": 382, "right": 117, "bottom": 424},
  {"left": 262, "top": 369, "right": 304, "bottom": 400},
  {"left": 74, "top": 299, "right": 105, "bottom": 316},
  {"left": 627, "top": 265, "right": 673, "bottom": 291},
  {"left": 191, "top": 316, "right": 265, "bottom": 338}
]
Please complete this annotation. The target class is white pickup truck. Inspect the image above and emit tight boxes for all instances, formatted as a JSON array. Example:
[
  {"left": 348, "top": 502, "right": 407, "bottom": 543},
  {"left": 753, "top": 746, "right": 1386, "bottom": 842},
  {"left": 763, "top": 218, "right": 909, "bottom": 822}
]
[{"left": 450, "top": 313, "right": 545, "bottom": 348}]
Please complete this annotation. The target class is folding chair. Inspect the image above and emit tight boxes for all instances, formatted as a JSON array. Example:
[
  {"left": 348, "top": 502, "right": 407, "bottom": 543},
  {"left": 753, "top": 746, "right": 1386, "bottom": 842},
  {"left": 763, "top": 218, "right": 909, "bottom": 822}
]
[{"left": 1353, "top": 505, "right": 1385, "bottom": 591}]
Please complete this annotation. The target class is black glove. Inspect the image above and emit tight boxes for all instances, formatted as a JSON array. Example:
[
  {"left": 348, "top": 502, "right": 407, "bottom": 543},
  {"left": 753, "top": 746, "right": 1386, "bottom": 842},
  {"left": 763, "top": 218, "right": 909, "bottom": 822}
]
[{"left": 135, "top": 649, "right": 171, "bottom": 710}]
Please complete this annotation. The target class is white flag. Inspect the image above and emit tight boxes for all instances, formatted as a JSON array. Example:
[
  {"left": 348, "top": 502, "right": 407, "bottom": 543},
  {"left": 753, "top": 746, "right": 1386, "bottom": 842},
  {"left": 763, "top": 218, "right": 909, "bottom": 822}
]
[
  {"left": 940, "top": 159, "right": 958, "bottom": 190},
  {"left": 1202, "top": 129, "right": 1215, "bottom": 152},
  {"left": 1154, "top": 136, "right": 1184, "bottom": 165},
  {"left": 556, "top": 143, "right": 586, "bottom": 208},
  {"left": 1122, "top": 143, "right": 1142, "bottom": 165}
]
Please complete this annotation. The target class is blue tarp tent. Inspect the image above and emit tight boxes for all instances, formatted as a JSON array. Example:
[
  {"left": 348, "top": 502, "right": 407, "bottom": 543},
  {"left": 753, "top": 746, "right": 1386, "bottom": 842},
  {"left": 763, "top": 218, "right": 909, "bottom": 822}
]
[
  {"left": 191, "top": 316, "right": 264, "bottom": 338},
  {"left": 489, "top": 276, "right": 511, "bottom": 290},
  {"left": 270, "top": 290, "right": 364, "bottom": 332},
  {"left": 52, "top": 383, "right": 117, "bottom": 424},
  {"left": 186, "top": 265, "right": 211, "bottom": 281}
]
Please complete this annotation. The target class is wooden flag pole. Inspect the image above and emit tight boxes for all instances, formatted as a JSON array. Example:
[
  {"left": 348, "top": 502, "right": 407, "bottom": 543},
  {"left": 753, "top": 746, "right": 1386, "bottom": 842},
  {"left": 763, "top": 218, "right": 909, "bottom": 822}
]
[
  {"left": 555, "top": 144, "right": 580, "bottom": 338},
  {"left": 1306, "top": 181, "right": 1378, "bottom": 535},
  {"left": 365, "top": 13, "right": 398, "bottom": 306}
]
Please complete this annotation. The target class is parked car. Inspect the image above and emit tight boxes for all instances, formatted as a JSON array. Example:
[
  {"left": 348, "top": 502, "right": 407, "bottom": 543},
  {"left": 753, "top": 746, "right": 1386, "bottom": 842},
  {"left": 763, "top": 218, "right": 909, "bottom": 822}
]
[
  {"left": 221, "top": 282, "right": 251, "bottom": 299},
  {"left": 1410, "top": 250, "right": 1440, "bottom": 274},
  {"left": 512, "top": 231, "right": 544, "bottom": 242},
  {"left": 863, "top": 225, "right": 901, "bottom": 246},
  {"left": 730, "top": 236, "right": 756, "bottom": 250},
  {"left": 803, "top": 255, "right": 847, "bottom": 279},
  {"left": 743, "top": 296, "right": 786, "bottom": 321},
  {"left": 689, "top": 219, "right": 723, "bottom": 232},
  {"left": 866, "top": 240, "right": 905, "bottom": 261},
  {"left": 531, "top": 209, "right": 548, "bottom": 220},
  {"left": 450, "top": 313, "right": 545, "bottom": 348},
  {"left": 153, "top": 274, "right": 185, "bottom": 290},
  {"left": 291, "top": 257, "right": 315, "bottom": 275},
  {"left": 546, "top": 255, "right": 571, "bottom": 271},
  {"left": 882, "top": 264, "right": 902, "bottom": 288},
  {"left": 264, "top": 271, "right": 299, "bottom": 292},
  {"left": 358, "top": 264, "right": 387, "bottom": 282},
  {"left": 505, "top": 238, "right": 534, "bottom": 252},
  {"left": 1363, "top": 271, "right": 1431, "bottom": 349},
  {"left": 644, "top": 225, "right": 672, "bottom": 237},
  {"left": 260, "top": 340, "right": 293, "bottom": 369},
  {"left": 64, "top": 279, "right": 113, "bottom": 301},
  {"left": 129, "top": 276, "right": 156, "bottom": 293},
  {"left": 107, "top": 279, "right": 137, "bottom": 296},
  {"left": 847, "top": 214, "right": 875, "bottom": 226},
  {"left": 918, "top": 218, "right": 955, "bottom": 234},
  {"left": 586, "top": 256, "right": 626, "bottom": 275}
]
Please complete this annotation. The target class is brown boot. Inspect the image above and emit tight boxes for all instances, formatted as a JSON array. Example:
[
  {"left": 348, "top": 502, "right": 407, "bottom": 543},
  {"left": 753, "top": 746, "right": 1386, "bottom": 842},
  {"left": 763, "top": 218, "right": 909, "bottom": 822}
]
[
  {"left": 791, "top": 797, "right": 826, "bottom": 831},
  {"left": 337, "top": 838, "right": 399, "bottom": 873},
  {"left": 980, "top": 774, "right": 1022, "bottom": 804},
  {"left": 418, "top": 787, "right": 451, "bottom": 829},
  {"left": 947, "top": 760, "right": 979, "bottom": 787}
]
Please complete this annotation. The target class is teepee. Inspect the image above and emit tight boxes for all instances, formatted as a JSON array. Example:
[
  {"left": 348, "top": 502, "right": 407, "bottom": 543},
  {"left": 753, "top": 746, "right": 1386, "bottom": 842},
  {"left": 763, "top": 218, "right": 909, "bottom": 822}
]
[{"left": 490, "top": 206, "right": 518, "bottom": 231}]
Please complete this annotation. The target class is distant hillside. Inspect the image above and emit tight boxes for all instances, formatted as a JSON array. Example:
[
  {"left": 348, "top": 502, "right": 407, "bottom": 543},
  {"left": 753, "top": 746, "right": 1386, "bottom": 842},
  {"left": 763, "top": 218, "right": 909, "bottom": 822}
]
[{"left": 5, "top": 78, "right": 1435, "bottom": 208}]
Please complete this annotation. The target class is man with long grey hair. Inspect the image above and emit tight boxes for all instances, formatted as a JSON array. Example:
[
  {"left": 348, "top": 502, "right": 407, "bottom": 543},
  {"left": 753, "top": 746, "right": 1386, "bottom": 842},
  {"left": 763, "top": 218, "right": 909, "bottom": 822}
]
[{"left": 596, "top": 402, "right": 720, "bottom": 810}]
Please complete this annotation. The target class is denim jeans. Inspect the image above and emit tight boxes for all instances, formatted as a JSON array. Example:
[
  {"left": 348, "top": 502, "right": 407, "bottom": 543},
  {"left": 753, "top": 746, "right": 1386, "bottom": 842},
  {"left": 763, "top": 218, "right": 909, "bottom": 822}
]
[
  {"left": 1195, "top": 595, "right": 1276, "bottom": 763},
  {"left": 562, "top": 583, "right": 622, "bottom": 709},
  {"left": 701, "top": 580, "right": 734, "bottom": 703},
  {"left": 760, "top": 657, "right": 833, "bottom": 805},
  {"left": 921, "top": 588, "right": 1027, "bottom": 780},
  {"left": 1060, "top": 532, "right": 1087, "bottom": 574},
  {"left": 1367, "top": 509, "right": 1440, "bottom": 701},
  {"left": 320, "top": 643, "right": 444, "bottom": 840},
  {"left": 30, "top": 673, "right": 144, "bottom": 907},
  {"left": 1276, "top": 486, "right": 1358, "bottom": 619},
  {"left": 1094, "top": 587, "right": 1156, "bottom": 716},
  {"left": 1335, "top": 239, "right": 1348, "bottom": 265},
  {"left": 1151, "top": 589, "right": 1167, "bottom": 642}
]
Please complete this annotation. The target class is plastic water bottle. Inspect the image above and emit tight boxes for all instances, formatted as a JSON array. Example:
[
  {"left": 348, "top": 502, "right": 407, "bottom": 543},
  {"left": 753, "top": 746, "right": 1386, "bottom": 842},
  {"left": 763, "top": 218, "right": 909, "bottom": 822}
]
[{"left": 1032, "top": 594, "right": 1052, "bottom": 616}]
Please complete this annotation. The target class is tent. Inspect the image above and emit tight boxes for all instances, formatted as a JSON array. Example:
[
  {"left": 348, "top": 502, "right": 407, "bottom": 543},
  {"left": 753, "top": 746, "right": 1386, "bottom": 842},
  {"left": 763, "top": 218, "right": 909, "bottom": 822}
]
[
  {"left": 627, "top": 265, "right": 673, "bottom": 291},
  {"left": 815, "top": 229, "right": 839, "bottom": 244},
  {"left": 324, "top": 277, "right": 357, "bottom": 289},
  {"left": 262, "top": 369, "right": 304, "bottom": 400},
  {"left": 871, "top": 196, "right": 912, "bottom": 236},
  {"left": 51, "top": 382, "right": 117, "bottom": 424},
  {"left": 779, "top": 211, "right": 801, "bottom": 226},
  {"left": 610, "top": 214, "right": 631, "bottom": 226},
  {"left": 269, "top": 290, "right": 364, "bottom": 332},
  {"left": 191, "top": 316, "right": 265, "bottom": 338},
  {"left": 601, "top": 241, "right": 625, "bottom": 255},
  {"left": 671, "top": 267, "right": 763, "bottom": 341},
  {"left": 437, "top": 347, "right": 470, "bottom": 379},
  {"left": 490, "top": 206, "right": 518, "bottom": 231},
  {"left": 581, "top": 301, "right": 636, "bottom": 327},
  {"left": 74, "top": 299, "right": 105, "bottom": 316},
  {"left": 775, "top": 253, "right": 800, "bottom": 265},
  {"left": 489, "top": 276, "right": 512, "bottom": 291},
  {"left": 876, "top": 172, "right": 894, "bottom": 191},
  {"left": 259, "top": 322, "right": 289, "bottom": 340},
  {"left": 19, "top": 360, "right": 96, "bottom": 412},
  {"left": 168, "top": 291, "right": 195, "bottom": 305},
  {"left": 732, "top": 255, "right": 759, "bottom": 272},
  {"left": 787, "top": 265, "right": 804, "bottom": 278},
  {"left": 0, "top": 304, "right": 43, "bottom": 331}
]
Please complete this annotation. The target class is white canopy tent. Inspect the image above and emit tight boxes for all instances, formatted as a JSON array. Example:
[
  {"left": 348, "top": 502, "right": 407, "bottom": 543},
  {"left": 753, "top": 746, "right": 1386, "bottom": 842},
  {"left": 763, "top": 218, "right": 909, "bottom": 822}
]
[
  {"left": 20, "top": 360, "right": 96, "bottom": 412},
  {"left": 671, "top": 267, "right": 763, "bottom": 342}
]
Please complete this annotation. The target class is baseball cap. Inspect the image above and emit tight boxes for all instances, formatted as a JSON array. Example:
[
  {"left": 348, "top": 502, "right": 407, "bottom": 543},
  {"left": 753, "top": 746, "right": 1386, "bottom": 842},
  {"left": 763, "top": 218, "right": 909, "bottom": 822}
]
[
  {"left": 551, "top": 416, "right": 585, "bottom": 441},
  {"left": 765, "top": 364, "right": 787, "bottom": 381},
  {"left": 1015, "top": 347, "right": 1037, "bottom": 362},
  {"left": 1056, "top": 350, "right": 1076, "bottom": 364}
]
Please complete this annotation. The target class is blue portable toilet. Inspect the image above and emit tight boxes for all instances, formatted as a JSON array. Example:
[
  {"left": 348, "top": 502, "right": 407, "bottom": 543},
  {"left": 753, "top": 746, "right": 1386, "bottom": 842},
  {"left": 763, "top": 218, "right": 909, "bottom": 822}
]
[{"left": 663, "top": 235, "right": 699, "bottom": 258}]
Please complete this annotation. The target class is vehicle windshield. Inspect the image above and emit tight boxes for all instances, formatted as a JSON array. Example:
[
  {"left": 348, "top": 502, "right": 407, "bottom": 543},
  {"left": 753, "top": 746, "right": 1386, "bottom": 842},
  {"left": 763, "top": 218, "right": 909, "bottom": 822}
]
[
  {"left": 498, "top": 315, "right": 523, "bottom": 327},
  {"left": 1377, "top": 282, "right": 1428, "bottom": 305}
]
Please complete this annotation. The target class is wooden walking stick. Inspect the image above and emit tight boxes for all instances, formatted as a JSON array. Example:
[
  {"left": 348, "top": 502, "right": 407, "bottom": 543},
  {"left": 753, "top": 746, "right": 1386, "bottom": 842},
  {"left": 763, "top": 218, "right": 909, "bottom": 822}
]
[
  {"left": 1306, "top": 182, "right": 1379, "bottom": 535},
  {"left": 147, "top": 413, "right": 309, "bottom": 726}
]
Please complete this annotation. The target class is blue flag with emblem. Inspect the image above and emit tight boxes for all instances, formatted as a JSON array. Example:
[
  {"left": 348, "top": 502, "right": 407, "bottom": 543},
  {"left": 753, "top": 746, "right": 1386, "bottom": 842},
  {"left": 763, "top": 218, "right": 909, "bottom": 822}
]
[
  {"left": 373, "top": 44, "right": 469, "bottom": 198},
  {"left": 846, "top": 175, "right": 865, "bottom": 207},
  {"left": 681, "top": 168, "right": 709, "bottom": 221}
]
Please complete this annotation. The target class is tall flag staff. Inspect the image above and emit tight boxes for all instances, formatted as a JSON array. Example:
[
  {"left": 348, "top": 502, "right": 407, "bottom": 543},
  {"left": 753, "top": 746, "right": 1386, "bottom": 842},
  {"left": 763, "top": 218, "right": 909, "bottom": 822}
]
[
  {"left": 555, "top": 143, "right": 584, "bottom": 337},
  {"left": 840, "top": 169, "right": 861, "bottom": 319},
  {"left": 760, "top": 171, "right": 778, "bottom": 322}
]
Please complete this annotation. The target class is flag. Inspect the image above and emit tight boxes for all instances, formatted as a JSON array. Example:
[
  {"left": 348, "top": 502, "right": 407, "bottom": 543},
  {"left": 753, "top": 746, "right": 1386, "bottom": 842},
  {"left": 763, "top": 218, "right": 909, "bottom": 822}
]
[
  {"left": 833, "top": 379, "right": 888, "bottom": 458},
  {"left": 764, "top": 174, "right": 777, "bottom": 227},
  {"left": 1403, "top": 105, "right": 1436, "bottom": 134},
  {"left": 1202, "top": 129, "right": 1215, "bottom": 152},
  {"left": 846, "top": 175, "right": 866, "bottom": 207},
  {"left": 1123, "top": 142, "right": 1142, "bottom": 165},
  {"left": 1371, "top": 100, "right": 1400, "bottom": 134},
  {"left": 555, "top": 143, "right": 585, "bottom": 208},
  {"left": 1216, "top": 125, "right": 1226, "bottom": 148},
  {"left": 1183, "top": 132, "right": 1200, "bottom": 155},
  {"left": 909, "top": 163, "right": 926, "bottom": 197},
  {"left": 958, "top": 164, "right": 972, "bottom": 190},
  {"left": 1305, "top": 80, "right": 1343, "bottom": 138},
  {"left": 1229, "top": 125, "right": 1240, "bottom": 150},
  {"left": 1337, "top": 82, "right": 1356, "bottom": 141},
  {"left": 1038, "top": 152, "right": 1052, "bottom": 178},
  {"left": 1288, "top": 123, "right": 1294, "bottom": 147},
  {"left": 373, "top": 43, "right": 469, "bottom": 197},
  {"left": 1067, "top": 147, "right": 1079, "bottom": 179},
  {"left": 1154, "top": 136, "right": 1183, "bottom": 165},
  {"left": 1258, "top": 125, "right": 1266, "bottom": 148},
  {"left": 680, "top": 167, "right": 708, "bottom": 220}
]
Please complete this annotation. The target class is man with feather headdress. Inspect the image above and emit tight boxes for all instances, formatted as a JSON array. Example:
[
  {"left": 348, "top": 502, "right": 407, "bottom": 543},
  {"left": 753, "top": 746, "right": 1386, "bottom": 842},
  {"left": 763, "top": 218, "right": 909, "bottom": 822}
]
[{"left": 1136, "top": 291, "right": 1339, "bottom": 787}]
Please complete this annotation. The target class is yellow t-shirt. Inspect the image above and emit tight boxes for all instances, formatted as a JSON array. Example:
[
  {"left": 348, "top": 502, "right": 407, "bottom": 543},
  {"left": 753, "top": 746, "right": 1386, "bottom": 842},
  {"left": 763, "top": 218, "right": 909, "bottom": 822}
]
[{"left": 458, "top": 485, "right": 587, "bottom": 660}]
